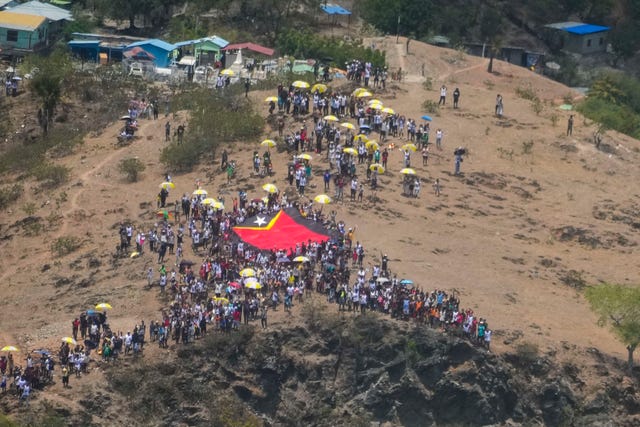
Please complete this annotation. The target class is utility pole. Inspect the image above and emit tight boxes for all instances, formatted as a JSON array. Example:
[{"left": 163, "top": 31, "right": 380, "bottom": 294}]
[{"left": 396, "top": 15, "right": 401, "bottom": 43}]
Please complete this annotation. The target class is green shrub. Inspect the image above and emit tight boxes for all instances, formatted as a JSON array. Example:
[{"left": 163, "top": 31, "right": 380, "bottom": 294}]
[
  {"left": 516, "top": 85, "right": 538, "bottom": 101},
  {"left": 118, "top": 158, "right": 146, "bottom": 182},
  {"left": 31, "top": 163, "right": 70, "bottom": 189},
  {"left": 577, "top": 97, "right": 640, "bottom": 139},
  {"left": 521, "top": 140, "right": 534, "bottom": 154},
  {"left": 0, "top": 184, "right": 23, "bottom": 209},
  {"left": 51, "top": 236, "right": 81, "bottom": 257},
  {"left": 162, "top": 89, "right": 264, "bottom": 172},
  {"left": 422, "top": 100, "right": 439, "bottom": 114},
  {"left": 531, "top": 98, "right": 543, "bottom": 115},
  {"left": 21, "top": 202, "right": 37, "bottom": 216},
  {"left": 160, "top": 142, "right": 202, "bottom": 172},
  {"left": 0, "top": 142, "right": 46, "bottom": 175}
]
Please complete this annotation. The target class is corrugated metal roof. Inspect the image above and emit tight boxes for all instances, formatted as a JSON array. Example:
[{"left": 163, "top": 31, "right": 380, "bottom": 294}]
[
  {"left": 8, "top": 0, "right": 72, "bottom": 21},
  {"left": 222, "top": 42, "right": 275, "bottom": 56},
  {"left": 545, "top": 21, "right": 609, "bottom": 35},
  {"left": 127, "top": 39, "right": 176, "bottom": 52},
  {"left": 565, "top": 24, "right": 609, "bottom": 35},
  {"left": 68, "top": 39, "right": 100, "bottom": 46},
  {"left": 320, "top": 3, "right": 351, "bottom": 15},
  {"left": 175, "top": 35, "right": 229, "bottom": 49},
  {"left": 0, "top": 11, "right": 46, "bottom": 30}
]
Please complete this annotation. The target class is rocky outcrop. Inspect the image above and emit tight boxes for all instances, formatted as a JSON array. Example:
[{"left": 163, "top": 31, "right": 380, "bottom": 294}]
[{"left": 103, "top": 311, "right": 640, "bottom": 427}]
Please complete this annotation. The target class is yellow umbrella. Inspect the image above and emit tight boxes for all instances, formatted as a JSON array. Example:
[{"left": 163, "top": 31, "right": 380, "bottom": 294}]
[
  {"left": 370, "top": 103, "right": 383, "bottom": 110},
  {"left": 213, "top": 297, "right": 229, "bottom": 304},
  {"left": 369, "top": 163, "right": 386, "bottom": 174},
  {"left": 1, "top": 346, "right": 19, "bottom": 352},
  {"left": 261, "top": 139, "right": 276, "bottom": 148},
  {"left": 220, "top": 69, "right": 235, "bottom": 76},
  {"left": 402, "top": 143, "right": 418, "bottom": 152},
  {"left": 353, "top": 134, "right": 369, "bottom": 143},
  {"left": 382, "top": 107, "right": 395, "bottom": 115},
  {"left": 352, "top": 87, "right": 368, "bottom": 96},
  {"left": 368, "top": 99, "right": 383, "bottom": 106},
  {"left": 193, "top": 189, "right": 208, "bottom": 196},
  {"left": 311, "top": 83, "right": 328, "bottom": 93},
  {"left": 202, "top": 198, "right": 218, "bottom": 206},
  {"left": 292, "top": 80, "right": 310, "bottom": 89},
  {"left": 159, "top": 182, "right": 175, "bottom": 190},
  {"left": 365, "top": 141, "right": 380, "bottom": 151},
  {"left": 298, "top": 153, "right": 313, "bottom": 161},
  {"left": 239, "top": 268, "right": 256, "bottom": 278},
  {"left": 130, "top": 251, "right": 140, "bottom": 258},
  {"left": 356, "top": 91, "right": 373, "bottom": 98},
  {"left": 245, "top": 281, "right": 262, "bottom": 290},
  {"left": 61, "top": 337, "right": 77, "bottom": 345},
  {"left": 212, "top": 201, "right": 225, "bottom": 210},
  {"left": 340, "top": 122, "right": 355, "bottom": 130},
  {"left": 313, "top": 194, "right": 332, "bottom": 204},
  {"left": 265, "top": 96, "right": 278, "bottom": 102},
  {"left": 323, "top": 115, "right": 339, "bottom": 122},
  {"left": 95, "top": 303, "right": 112, "bottom": 310},
  {"left": 400, "top": 168, "right": 417, "bottom": 175},
  {"left": 262, "top": 183, "right": 278, "bottom": 194},
  {"left": 343, "top": 147, "right": 358, "bottom": 156},
  {"left": 293, "top": 256, "right": 310, "bottom": 262}
]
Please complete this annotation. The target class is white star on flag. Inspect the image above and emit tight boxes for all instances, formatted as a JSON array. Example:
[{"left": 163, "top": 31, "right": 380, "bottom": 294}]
[{"left": 254, "top": 216, "right": 267, "bottom": 226}]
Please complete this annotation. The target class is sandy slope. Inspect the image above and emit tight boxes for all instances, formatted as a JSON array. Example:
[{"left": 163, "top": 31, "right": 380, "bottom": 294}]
[{"left": 1, "top": 35, "right": 639, "bottom": 419}]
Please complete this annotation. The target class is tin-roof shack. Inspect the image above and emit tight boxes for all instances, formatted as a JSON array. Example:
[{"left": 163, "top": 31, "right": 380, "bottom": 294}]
[{"left": 544, "top": 22, "right": 610, "bottom": 55}]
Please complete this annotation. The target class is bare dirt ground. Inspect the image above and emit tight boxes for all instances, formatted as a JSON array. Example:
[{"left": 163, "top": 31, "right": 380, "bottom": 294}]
[{"left": 1, "top": 36, "right": 639, "bottom": 421}]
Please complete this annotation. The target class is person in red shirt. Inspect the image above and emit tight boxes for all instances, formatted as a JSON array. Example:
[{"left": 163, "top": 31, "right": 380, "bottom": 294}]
[{"left": 72, "top": 318, "right": 80, "bottom": 341}]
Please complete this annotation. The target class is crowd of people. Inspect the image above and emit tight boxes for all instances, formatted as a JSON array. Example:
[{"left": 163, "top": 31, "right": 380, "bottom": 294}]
[{"left": 1, "top": 61, "right": 488, "bottom": 407}]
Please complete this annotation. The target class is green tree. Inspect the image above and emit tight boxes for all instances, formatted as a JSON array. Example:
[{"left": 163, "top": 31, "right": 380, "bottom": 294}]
[
  {"left": 585, "top": 283, "right": 640, "bottom": 370},
  {"left": 27, "top": 51, "right": 72, "bottom": 135},
  {"left": 360, "top": 0, "right": 433, "bottom": 39}
]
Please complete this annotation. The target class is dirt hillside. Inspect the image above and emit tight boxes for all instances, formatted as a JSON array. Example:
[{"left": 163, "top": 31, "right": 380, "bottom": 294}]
[{"left": 1, "top": 35, "right": 639, "bottom": 424}]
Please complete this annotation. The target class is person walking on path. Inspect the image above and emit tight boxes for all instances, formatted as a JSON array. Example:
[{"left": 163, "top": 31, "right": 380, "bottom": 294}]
[
  {"left": 438, "top": 85, "right": 447, "bottom": 106},
  {"left": 435, "top": 129, "right": 443, "bottom": 150},
  {"left": 453, "top": 88, "right": 460, "bottom": 108},
  {"left": 165, "top": 122, "right": 171, "bottom": 142},
  {"left": 433, "top": 178, "right": 441, "bottom": 196},
  {"left": 567, "top": 115, "right": 574, "bottom": 136}
]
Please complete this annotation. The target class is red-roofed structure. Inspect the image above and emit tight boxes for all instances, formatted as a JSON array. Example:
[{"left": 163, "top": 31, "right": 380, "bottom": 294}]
[{"left": 222, "top": 42, "right": 274, "bottom": 56}]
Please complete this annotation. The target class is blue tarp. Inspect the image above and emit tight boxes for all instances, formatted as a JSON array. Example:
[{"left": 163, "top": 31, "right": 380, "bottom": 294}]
[
  {"left": 321, "top": 3, "right": 351, "bottom": 15},
  {"left": 565, "top": 24, "right": 609, "bottom": 35}
]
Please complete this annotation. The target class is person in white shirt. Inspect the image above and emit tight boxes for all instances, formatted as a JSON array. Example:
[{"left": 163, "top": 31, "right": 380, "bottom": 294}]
[{"left": 438, "top": 85, "right": 447, "bottom": 106}]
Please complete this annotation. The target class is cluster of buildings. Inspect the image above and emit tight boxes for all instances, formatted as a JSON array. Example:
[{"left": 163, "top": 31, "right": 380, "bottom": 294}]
[
  {"left": 0, "top": 1, "right": 276, "bottom": 82},
  {"left": 0, "top": 0, "right": 612, "bottom": 79}
]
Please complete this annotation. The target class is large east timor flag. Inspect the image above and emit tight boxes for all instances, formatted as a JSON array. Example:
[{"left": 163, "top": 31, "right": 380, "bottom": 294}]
[{"left": 233, "top": 208, "right": 331, "bottom": 251}]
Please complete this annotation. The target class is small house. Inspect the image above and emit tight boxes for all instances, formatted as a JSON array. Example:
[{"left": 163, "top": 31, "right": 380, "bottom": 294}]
[
  {"left": 0, "top": 11, "right": 47, "bottom": 54},
  {"left": 175, "top": 35, "right": 229, "bottom": 66},
  {"left": 7, "top": 0, "right": 72, "bottom": 37},
  {"left": 125, "top": 39, "right": 176, "bottom": 68},
  {"left": 544, "top": 22, "right": 609, "bottom": 54}
]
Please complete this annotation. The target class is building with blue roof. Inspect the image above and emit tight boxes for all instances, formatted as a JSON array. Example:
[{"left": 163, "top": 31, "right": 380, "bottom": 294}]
[
  {"left": 544, "top": 22, "right": 609, "bottom": 55},
  {"left": 125, "top": 39, "right": 176, "bottom": 67}
]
